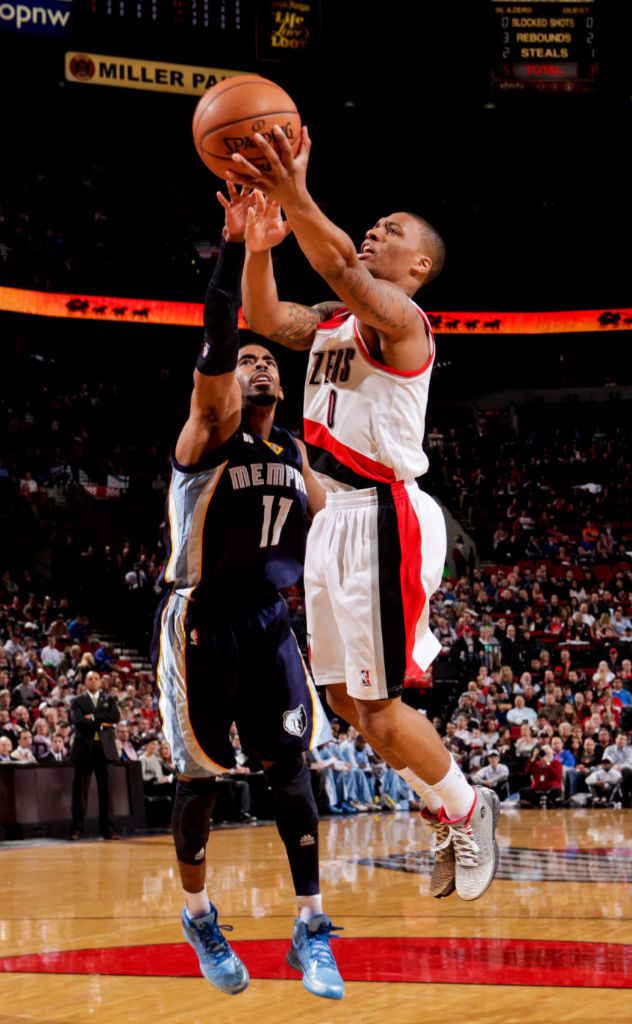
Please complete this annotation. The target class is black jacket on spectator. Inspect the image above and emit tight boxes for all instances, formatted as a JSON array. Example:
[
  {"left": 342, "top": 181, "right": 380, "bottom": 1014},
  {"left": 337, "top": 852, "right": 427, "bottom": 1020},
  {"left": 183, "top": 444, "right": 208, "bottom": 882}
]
[{"left": 39, "top": 750, "right": 70, "bottom": 764}]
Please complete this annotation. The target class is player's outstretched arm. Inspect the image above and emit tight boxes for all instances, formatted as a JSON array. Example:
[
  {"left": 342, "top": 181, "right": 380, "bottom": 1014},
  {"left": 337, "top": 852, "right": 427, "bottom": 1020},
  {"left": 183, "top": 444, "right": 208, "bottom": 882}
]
[
  {"left": 242, "top": 190, "right": 336, "bottom": 350},
  {"left": 175, "top": 186, "right": 253, "bottom": 466},
  {"left": 229, "top": 128, "right": 421, "bottom": 345},
  {"left": 295, "top": 438, "right": 326, "bottom": 518}
]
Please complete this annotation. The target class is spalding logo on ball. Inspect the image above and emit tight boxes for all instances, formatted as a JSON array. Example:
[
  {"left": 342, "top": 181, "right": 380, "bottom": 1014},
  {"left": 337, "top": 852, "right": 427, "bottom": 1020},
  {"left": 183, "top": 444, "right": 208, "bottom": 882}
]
[{"left": 192, "top": 74, "right": 302, "bottom": 180}]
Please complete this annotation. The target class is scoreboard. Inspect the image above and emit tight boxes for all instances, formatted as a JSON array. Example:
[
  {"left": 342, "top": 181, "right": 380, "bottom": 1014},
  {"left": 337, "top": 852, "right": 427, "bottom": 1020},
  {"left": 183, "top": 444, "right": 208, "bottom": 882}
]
[
  {"left": 75, "top": 0, "right": 321, "bottom": 64},
  {"left": 490, "top": 0, "right": 598, "bottom": 94},
  {"left": 75, "top": 0, "right": 245, "bottom": 54},
  {"left": 82, "top": 0, "right": 243, "bottom": 32}
]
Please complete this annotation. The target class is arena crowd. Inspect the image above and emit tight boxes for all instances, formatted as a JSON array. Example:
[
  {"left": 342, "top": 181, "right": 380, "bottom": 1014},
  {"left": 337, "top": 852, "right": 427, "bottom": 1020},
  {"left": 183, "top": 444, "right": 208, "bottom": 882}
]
[{"left": 2, "top": 393, "right": 631, "bottom": 831}]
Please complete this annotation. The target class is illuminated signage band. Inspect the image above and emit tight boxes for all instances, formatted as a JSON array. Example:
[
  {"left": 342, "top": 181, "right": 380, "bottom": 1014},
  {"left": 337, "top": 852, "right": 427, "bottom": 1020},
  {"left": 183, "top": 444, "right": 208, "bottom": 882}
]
[
  {"left": 2, "top": 287, "right": 630, "bottom": 335},
  {"left": 65, "top": 52, "right": 246, "bottom": 96}
]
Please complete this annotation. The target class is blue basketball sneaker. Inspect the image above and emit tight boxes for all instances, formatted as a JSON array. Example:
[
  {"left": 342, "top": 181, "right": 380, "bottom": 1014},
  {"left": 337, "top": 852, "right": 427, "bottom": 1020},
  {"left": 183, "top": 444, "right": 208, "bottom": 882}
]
[
  {"left": 181, "top": 904, "right": 249, "bottom": 994},
  {"left": 286, "top": 913, "right": 345, "bottom": 999}
]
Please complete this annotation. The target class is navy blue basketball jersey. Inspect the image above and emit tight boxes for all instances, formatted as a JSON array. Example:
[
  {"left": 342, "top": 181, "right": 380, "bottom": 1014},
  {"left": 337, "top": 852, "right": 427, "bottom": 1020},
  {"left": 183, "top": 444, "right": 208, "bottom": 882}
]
[{"left": 160, "top": 423, "right": 308, "bottom": 604}]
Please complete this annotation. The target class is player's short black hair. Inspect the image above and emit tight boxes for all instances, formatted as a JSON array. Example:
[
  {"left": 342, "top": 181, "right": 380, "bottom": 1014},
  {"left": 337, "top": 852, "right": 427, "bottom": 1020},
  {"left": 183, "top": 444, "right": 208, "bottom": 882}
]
[
  {"left": 237, "top": 336, "right": 278, "bottom": 364},
  {"left": 404, "top": 212, "right": 446, "bottom": 285}
]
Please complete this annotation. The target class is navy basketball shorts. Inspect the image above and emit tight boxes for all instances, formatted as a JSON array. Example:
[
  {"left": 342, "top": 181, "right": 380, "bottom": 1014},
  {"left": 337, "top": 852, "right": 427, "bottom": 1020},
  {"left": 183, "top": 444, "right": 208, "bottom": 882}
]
[
  {"left": 155, "top": 592, "right": 330, "bottom": 778},
  {"left": 304, "top": 481, "right": 446, "bottom": 700}
]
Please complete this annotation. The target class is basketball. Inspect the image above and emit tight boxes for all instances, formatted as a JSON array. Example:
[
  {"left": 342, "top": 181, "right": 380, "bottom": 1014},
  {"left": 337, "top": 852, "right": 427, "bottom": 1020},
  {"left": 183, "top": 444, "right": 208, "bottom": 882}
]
[{"left": 192, "top": 74, "right": 302, "bottom": 180}]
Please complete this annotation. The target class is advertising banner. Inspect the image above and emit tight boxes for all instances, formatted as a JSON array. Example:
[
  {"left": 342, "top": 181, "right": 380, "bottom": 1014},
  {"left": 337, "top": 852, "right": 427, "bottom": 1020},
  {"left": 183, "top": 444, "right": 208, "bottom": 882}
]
[
  {"left": 0, "top": 0, "right": 71, "bottom": 36},
  {"left": 64, "top": 51, "right": 246, "bottom": 96}
]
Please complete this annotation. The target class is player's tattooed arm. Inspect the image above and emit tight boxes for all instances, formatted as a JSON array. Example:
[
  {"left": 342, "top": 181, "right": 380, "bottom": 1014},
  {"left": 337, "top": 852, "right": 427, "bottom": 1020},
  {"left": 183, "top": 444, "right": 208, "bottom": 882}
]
[
  {"left": 344, "top": 272, "right": 410, "bottom": 332},
  {"left": 265, "top": 300, "right": 342, "bottom": 349},
  {"left": 264, "top": 302, "right": 322, "bottom": 349}
]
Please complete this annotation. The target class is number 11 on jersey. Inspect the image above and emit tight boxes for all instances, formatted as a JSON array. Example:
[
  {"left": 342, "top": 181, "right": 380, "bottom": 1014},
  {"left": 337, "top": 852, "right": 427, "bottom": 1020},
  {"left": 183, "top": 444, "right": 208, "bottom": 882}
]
[{"left": 260, "top": 495, "right": 293, "bottom": 547}]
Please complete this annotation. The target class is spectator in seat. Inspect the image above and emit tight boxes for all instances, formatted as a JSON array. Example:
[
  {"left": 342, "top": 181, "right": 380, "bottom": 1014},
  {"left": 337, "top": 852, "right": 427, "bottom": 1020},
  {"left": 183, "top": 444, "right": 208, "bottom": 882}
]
[
  {"left": 566, "top": 735, "right": 600, "bottom": 797},
  {"left": 31, "top": 718, "right": 51, "bottom": 760},
  {"left": 612, "top": 676, "right": 631, "bottom": 710},
  {"left": 602, "top": 731, "right": 632, "bottom": 806},
  {"left": 115, "top": 724, "right": 139, "bottom": 761},
  {"left": 452, "top": 625, "right": 485, "bottom": 678},
  {"left": 515, "top": 722, "right": 538, "bottom": 760},
  {"left": 94, "top": 642, "right": 115, "bottom": 671},
  {"left": 496, "top": 727, "right": 514, "bottom": 759},
  {"left": 506, "top": 695, "right": 537, "bottom": 729},
  {"left": 585, "top": 756, "right": 622, "bottom": 806},
  {"left": 520, "top": 744, "right": 564, "bottom": 808},
  {"left": 481, "top": 716, "right": 500, "bottom": 753},
  {"left": 68, "top": 616, "right": 89, "bottom": 644},
  {"left": 471, "top": 750, "right": 510, "bottom": 800},
  {"left": 522, "top": 679, "right": 539, "bottom": 711},
  {"left": 539, "top": 691, "right": 564, "bottom": 727},
  {"left": 592, "top": 660, "right": 615, "bottom": 688},
  {"left": 39, "top": 733, "right": 69, "bottom": 763},
  {"left": 140, "top": 737, "right": 174, "bottom": 793},
  {"left": 158, "top": 740, "right": 176, "bottom": 777},
  {"left": 595, "top": 726, "right": 614, "bottom": 761},
  {"left": 40, "top": 636, "right": 62, "bottom": 672},
  {"left": 500, "top": 625, "right": 522, "bottom": 673},
  {"left": 551, "top": 735, "right": 575, "bottom": 798},
  {"left": 47, "top": 613, "right": 69, "bottom": 641},
  {"left": 0, "top": 736, "right": 13, "bottom": 762},
  {"left": 10, "top": 729, "right": 37, "bottom": 763}
]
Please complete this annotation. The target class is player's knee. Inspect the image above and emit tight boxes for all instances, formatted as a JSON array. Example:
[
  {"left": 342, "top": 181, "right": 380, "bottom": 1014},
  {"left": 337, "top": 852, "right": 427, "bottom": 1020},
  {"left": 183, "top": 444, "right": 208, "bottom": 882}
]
[
  {"left": 326, "top": 684, "right": 355, "bottom": 723},
  {"left": 172, "top": 776, "right": 218, "bottom": 865},
  {"left": 266, "top": 756, "right": 318, "bottom": 830},
  {"left": 266, "top": 753, "right": 307, "bottom": 794},
  {"left": 357, "top": 702, "right": 398, "bottom": 749}
]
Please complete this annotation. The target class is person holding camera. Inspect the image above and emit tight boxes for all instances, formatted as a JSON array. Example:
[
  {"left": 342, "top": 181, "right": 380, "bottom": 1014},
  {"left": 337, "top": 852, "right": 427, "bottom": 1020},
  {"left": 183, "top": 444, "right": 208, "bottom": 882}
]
[{"left": 519, "top": 743, "right": 563, "bottom": 808}]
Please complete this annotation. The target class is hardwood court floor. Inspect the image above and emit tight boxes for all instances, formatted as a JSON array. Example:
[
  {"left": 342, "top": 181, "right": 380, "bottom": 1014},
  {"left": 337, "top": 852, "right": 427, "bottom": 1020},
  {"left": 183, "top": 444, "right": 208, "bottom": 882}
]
[{"left": 1, "top": 807, "right": 631, "bottom": 1024}]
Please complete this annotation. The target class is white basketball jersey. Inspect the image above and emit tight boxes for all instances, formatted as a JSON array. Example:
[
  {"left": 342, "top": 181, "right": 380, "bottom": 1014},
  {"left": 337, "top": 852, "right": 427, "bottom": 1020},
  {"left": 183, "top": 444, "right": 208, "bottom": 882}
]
[{"left": 303, "top": 305, "right": 435, "bottom": 492}]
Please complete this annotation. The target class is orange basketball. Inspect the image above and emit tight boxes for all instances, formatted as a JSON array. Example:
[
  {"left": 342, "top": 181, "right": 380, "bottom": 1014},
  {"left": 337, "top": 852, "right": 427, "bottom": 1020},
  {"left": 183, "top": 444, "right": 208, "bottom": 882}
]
[{"left": 192, "top": 74, "right": 302, "bottom": 180}]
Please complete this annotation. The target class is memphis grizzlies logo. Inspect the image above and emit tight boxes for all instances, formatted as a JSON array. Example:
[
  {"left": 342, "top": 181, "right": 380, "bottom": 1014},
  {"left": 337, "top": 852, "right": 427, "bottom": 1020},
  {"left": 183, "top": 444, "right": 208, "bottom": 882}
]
[{"left": 283, "top": 703, "right": 307, "bottom": 737}]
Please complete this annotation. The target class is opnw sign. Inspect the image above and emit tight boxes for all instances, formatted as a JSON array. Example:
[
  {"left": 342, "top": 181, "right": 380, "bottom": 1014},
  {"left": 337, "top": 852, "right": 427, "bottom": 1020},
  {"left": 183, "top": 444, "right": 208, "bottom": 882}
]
[
  {"left": 0, "top": 0, "right": 71, "bottom": 36},
  {"left": 64, "top": 52, "right": 246, "bottom": 96}
]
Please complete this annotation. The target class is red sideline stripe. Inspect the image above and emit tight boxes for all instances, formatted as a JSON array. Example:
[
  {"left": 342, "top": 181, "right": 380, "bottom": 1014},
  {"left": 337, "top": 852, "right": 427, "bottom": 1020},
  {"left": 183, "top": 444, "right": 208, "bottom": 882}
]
[
  {"left": 1, "top": 937, "right": 631, "bottom": 988},
  {"left": 303, "top": 419, "right": 396, "bottom": 484},
  {"left": 392, "top": 483, "right": 426, "bottom": 679}
]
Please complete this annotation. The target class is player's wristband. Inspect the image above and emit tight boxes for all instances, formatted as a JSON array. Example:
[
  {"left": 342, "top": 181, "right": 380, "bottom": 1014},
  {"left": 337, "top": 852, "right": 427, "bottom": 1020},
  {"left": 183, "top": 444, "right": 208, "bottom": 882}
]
[{"left": 195, "top": 239, "right": 244, "bottom": 376}]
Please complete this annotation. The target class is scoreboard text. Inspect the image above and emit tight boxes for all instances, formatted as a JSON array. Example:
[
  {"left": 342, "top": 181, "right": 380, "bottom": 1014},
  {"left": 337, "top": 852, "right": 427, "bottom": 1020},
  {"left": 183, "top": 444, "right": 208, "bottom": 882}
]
[{"left": 490, "top": 1, "right": 598, "bottom": 94}]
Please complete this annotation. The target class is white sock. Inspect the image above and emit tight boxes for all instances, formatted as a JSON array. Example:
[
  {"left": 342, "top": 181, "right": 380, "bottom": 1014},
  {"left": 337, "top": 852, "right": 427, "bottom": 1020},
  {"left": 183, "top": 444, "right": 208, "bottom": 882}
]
[
  {"left": 431, "top": 757, "right": 475, "bottom": 821},
  {"left": 395, "top": 767, "right": 442, "bottom": 814},
  {"left": 184, "top": 886, "right": 211, "bottom": 920},
  {"left": 297, "top": 893, "right": 323, "bottom": 922}
]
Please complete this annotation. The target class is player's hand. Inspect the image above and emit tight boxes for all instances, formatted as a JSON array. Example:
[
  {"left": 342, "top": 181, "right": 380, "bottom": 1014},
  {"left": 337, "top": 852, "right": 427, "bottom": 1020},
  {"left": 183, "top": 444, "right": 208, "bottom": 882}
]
[
  {"left": 244, "top": 189, "right": 292, "bottom": 252},
  {"left": 226, "top": 125, "right": 312, "bottom": 204},
  {"left": 216, "top": 183, "right": 256, "bottom": 243}
]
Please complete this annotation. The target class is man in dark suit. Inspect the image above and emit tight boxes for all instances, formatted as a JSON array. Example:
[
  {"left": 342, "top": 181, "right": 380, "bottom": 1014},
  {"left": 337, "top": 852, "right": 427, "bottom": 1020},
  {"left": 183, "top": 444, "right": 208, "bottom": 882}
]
[
  {"left": 39, "top": 733, "right": 70, "bottom": 763},
  {"left": 69, "top": 670, "right": 120, "bottom": 840}
]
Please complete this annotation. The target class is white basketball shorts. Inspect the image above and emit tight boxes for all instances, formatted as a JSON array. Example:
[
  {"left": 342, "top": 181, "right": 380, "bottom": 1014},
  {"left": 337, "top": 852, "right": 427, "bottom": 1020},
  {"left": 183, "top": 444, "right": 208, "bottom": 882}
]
[{"left": 304, "top": 481, "right": 446, "bottom": 700}]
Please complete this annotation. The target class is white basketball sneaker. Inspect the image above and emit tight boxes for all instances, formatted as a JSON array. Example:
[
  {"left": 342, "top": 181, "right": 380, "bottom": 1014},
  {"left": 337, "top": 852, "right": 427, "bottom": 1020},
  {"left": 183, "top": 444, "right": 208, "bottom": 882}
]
[
  {"left": 437, "top": 787, "right": 500, "bottom": 901},
  {"left": 421, "top": 808, "right": 456, "bottom": 898}
]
